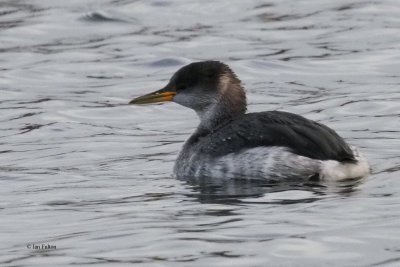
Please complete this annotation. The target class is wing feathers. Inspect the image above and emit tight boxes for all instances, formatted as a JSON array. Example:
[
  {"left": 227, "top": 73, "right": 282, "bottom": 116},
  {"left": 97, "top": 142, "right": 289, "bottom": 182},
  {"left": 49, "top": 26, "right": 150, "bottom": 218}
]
[{"left": 197, "top": 111, "right": 355, "bottom": 162}]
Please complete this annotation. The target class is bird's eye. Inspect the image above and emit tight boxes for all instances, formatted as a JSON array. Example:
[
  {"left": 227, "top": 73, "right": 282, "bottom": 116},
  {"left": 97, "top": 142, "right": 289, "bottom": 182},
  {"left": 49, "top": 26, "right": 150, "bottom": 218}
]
[{"left": 177, "top": 84, "right": 187, "bottom": 91}]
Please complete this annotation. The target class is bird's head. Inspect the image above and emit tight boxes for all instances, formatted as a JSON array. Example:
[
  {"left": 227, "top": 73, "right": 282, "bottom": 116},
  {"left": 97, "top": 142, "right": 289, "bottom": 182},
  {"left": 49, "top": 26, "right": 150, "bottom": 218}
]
[{"left": 129, "top": 61, "right": 246, "bottom": 117}]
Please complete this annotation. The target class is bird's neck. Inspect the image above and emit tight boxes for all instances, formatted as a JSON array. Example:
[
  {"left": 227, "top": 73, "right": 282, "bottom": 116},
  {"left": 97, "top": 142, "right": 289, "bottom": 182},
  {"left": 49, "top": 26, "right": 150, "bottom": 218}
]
[{"left": 196, "top": 79, "right": 246, "bottom": 133}]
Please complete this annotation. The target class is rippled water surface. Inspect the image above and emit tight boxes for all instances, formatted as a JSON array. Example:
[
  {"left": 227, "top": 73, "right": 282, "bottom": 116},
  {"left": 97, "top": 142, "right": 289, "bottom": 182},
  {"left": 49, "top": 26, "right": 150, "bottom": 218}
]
[{"left": 1, "top": 0, "right": 400, "bottom": 266}]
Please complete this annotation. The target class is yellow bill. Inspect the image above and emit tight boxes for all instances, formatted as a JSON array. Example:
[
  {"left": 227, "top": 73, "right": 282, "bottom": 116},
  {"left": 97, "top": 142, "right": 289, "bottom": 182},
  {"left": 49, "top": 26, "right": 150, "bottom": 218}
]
[{"left": 129, "top": 90, "right": 176, "bottom": 104}]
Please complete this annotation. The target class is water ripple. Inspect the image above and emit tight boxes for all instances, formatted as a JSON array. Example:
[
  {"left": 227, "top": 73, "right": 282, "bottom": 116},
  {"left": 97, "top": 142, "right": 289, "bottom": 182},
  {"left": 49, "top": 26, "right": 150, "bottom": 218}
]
[{"left": 1, "top": 0, "right": 399, "bottom": 266}]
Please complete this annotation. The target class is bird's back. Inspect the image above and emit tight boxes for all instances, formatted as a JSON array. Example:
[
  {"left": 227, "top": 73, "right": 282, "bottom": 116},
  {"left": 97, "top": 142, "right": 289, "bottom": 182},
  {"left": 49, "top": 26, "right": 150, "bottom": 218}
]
[{"left": 190, "top": 111, "right": 355, "bottom": 163}]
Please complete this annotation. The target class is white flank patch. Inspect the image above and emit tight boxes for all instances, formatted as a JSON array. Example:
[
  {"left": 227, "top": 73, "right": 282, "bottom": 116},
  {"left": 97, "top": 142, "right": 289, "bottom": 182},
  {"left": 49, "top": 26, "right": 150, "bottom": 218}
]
[
  {"left": 182, "top": 145, "right": 370, "bottom": 181},
  {"left": 320, "top": 146, "right": 370, "bottom": 181},
  {"left": 195, "top": 146, "right": 321, "bottom": 180}
]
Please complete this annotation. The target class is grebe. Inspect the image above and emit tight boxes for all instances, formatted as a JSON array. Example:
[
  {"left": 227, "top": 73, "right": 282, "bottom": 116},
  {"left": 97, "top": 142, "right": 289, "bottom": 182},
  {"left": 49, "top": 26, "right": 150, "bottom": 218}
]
[{"left": 130, "top": 61, "right": 370, "bottom": 181}]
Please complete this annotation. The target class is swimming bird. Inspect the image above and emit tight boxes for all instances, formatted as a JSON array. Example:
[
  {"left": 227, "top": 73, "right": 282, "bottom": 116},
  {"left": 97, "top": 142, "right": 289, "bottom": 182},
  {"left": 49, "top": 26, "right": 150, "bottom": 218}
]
[{"left": 129, "top": 61, "right": 370, "bottom": 181}]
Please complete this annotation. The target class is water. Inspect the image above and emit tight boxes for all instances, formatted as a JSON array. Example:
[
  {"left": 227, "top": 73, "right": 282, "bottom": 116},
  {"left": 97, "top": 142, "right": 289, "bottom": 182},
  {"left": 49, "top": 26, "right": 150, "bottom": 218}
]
[{"left": 1, "top": 0, "right": 399, "bottom": 266}]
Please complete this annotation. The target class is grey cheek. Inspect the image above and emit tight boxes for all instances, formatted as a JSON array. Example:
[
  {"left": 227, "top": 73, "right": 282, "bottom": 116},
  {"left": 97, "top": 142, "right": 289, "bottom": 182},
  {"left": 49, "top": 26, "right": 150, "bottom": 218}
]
[
  {"left": 173, "top": 93, "right": 207, "bottom": 110},
  {"left": 173, "top": 93, "right": 192, "bottom": 107}
]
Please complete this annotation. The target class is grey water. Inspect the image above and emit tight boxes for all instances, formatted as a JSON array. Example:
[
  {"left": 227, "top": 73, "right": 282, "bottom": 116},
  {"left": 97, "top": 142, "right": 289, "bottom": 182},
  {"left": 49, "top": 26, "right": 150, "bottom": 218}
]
[{"left": 1, "top": 0, "right": 399, "bottom": 266}]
